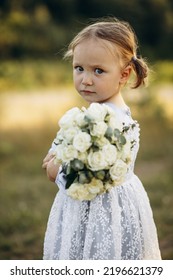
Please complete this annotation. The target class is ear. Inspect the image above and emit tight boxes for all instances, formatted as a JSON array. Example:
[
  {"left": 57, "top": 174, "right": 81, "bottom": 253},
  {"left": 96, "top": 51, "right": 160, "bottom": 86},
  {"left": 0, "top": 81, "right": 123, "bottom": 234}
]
[{"left": 120, "top": 65, "right": 132, "bottom": 84}]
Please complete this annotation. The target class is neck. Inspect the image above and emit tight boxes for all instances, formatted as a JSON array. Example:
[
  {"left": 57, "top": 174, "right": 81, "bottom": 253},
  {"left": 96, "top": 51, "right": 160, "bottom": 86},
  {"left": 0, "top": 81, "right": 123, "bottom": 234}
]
[{"left": 104, "top": 92, "right": 127, "bottom": 109}]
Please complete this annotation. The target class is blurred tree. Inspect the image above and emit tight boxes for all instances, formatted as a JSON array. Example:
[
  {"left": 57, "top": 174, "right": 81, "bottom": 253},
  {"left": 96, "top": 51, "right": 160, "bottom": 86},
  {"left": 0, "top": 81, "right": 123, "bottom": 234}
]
[
  {"left": 0, "top": 0, "right": 173, "bottom": 59},
  {"left": 44, "top": 0, "right": 77, "bottom": 23},
  {"left": 138, "top": 0, "right": 168, "bottom": 45}
]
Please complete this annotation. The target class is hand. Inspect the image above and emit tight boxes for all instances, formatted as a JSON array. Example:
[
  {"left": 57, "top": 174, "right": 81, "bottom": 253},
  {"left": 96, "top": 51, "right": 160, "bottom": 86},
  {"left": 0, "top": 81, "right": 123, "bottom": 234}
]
[
  {"left": 42, "top": 153, "right": 59, "bottom": 182},
  {"left": 42, "top": 153, "right": 55, "bottom": 170}
]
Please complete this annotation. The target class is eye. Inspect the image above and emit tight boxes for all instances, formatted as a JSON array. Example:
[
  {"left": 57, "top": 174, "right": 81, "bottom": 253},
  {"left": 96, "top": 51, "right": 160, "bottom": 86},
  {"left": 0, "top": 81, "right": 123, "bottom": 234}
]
[
  {"left": 74, "top": 66, "right": 84, "bottom": 72},
  {"left": 95, "top": 68, "right": 104, "bottom": 74}
]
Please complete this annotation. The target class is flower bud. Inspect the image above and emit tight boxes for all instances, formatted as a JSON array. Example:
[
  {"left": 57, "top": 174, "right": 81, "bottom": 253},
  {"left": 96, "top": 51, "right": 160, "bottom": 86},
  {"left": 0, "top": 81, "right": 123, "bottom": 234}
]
[
  {"left": 79, "top": 172, "right": 90, "bottom": 184},
  {"left": 71, "top": 159, "right": 84, "bottom": 171},
  {"left": 95, "top": 170, "right": 105, "bottom": 180}
]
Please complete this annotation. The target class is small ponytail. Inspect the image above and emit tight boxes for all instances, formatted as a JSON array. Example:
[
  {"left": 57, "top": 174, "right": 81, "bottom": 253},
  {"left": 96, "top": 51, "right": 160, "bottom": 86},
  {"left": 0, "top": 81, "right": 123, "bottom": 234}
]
[{"left": 130, "top": 56, "right": 148, "bottom": 88}]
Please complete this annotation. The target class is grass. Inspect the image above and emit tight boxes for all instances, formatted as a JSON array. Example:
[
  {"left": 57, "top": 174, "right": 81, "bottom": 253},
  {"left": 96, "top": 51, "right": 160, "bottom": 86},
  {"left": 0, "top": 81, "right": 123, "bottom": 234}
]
[
  {"left": 132, "top": 94, "right": 173, "bottom": 259},
  {"left": 0, "top": 126, "right": 57, "bottom": 260},
  {"left": 0, "top": 60, "right": 173, "bottom": 259}
]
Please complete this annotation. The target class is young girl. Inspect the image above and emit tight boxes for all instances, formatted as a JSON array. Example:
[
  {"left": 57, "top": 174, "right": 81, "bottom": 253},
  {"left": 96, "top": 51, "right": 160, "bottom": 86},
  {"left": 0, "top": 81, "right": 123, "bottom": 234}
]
[{"left": 42, "top": 18, "right": 161, "bottom": 260}]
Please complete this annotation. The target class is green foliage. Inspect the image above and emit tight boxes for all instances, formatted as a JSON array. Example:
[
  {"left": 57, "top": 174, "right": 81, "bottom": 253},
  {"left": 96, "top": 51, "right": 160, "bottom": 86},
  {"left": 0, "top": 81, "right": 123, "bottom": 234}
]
[{"left": 0, "top": 8, "right": 70, "bottom": 59}]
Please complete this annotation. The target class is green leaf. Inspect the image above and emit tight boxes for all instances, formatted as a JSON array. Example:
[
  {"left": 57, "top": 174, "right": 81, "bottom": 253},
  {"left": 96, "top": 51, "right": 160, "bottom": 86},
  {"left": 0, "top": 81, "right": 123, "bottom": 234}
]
[
  {"left": 122, "top": 126, "right": 130, "bottom": 132},
  {"left": 104, "top": 170, "right": 111, "bottom": 181},
  {"left": 114, "top": 128, "right": 121, "bottom": 137},
  {"left": 104, "top": 113, "right": 110, "bottom": 123},
  {"left": 66, "top": 164, "right": 71, "bottom": 175},
  {"left": 65, "top": 172, "right": 78, "bottom": 189},
  {"left": 131, "top": 140, "right": 136, "bottom": 149},
  {"left": 84, "top": 115, "right": 94, "bottom": 123},
  {"left": 91, "top": 136, "right": 98, "bottom": 142},
  {"left": 86, "top": 170, "right": 93, "bottom": 180},
  {"left": 119, "top": 135, "right": 126, "bottom": 145},
  {"left": 95, "top": 170, "right": 105, "bottom": 180},
  {"left": 105, "top": 127, "right": 113, "bottom": 138},
  {"left": 91, "top": 141, "right": 100, "bottom": 152},
  {"left": 81, "top": 127, "right": 90, "bottom": 133}
]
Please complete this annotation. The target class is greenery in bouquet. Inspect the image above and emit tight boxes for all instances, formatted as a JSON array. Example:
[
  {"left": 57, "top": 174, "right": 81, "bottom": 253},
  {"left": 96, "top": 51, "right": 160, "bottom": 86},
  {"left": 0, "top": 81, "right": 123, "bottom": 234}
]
[{"left": 53, "top": 103, "right": 136, "bottom": 201}]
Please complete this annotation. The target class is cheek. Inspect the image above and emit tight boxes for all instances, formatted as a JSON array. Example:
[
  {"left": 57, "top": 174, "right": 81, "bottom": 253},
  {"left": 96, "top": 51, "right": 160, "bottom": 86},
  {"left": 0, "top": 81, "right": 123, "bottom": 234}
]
[
  {"left": 73, "top": 73, "right": 79, "bottom": 86},
  {"left": 73, "top": 80, "right": 78, "bottom": 91},
  {"left": 108, "top": 74, "right": 121, "bottom": 86}
]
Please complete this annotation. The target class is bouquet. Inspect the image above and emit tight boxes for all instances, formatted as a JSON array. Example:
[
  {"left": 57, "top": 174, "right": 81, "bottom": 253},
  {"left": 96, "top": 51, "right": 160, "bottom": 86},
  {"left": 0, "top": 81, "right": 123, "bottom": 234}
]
[{"left": 53, "top": 103, "right": 136, "bottom": 201}]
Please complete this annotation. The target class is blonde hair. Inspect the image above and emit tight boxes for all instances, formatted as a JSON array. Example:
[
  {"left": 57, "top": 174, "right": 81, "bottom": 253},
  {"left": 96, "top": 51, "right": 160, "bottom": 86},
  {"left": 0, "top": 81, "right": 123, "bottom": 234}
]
[{"left": 64, "top": 18, "right": 148, "bottom": 89}]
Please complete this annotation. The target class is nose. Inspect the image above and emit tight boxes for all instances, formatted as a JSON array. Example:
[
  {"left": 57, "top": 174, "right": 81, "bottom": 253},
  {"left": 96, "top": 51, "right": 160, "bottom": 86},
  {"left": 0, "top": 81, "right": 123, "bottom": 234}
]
[{"left": 82, "top": 72, "right": 93, "bottom": 86}]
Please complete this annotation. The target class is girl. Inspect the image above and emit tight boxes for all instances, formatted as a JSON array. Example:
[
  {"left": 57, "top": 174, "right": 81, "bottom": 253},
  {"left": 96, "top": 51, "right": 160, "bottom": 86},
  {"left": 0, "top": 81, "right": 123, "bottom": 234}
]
[{"left": 42, "top": 18, "right": 161, "bottom": 260}]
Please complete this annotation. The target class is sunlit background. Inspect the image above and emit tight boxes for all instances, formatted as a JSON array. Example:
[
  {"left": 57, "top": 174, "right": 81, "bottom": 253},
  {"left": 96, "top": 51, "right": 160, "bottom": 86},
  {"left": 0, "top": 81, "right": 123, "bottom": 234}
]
[{"left": 0, "top": 0, "right": 173, "bottom": 260}]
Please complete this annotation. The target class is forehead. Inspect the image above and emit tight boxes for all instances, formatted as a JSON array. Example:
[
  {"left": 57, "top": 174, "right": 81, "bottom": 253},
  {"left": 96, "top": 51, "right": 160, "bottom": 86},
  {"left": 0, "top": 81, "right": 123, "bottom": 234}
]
[{"left": 73, "top": 38, "right": 119, "bottom": 65}]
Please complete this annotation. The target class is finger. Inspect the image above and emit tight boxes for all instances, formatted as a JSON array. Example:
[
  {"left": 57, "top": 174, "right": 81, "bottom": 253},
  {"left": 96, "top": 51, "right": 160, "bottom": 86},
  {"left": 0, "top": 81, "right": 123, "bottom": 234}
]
[
  {"left": 42, "top": 162, "right": 48, "bottom": 169},
  {"left": 43, "top": 153, "right": 54, "bottom": 163}
]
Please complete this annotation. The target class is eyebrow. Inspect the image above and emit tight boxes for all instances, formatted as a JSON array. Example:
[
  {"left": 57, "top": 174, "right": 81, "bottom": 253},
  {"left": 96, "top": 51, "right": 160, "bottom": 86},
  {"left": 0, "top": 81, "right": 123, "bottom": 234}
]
[{"left": 73, "top": 61, "right": 105, "bottom": 69}]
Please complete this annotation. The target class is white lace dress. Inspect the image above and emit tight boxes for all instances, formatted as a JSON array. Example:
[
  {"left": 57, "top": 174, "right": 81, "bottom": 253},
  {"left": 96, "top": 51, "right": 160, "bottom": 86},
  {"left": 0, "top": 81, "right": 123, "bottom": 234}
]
[{"left": 43, "top": 103, "right": 161, "bottom": 260}]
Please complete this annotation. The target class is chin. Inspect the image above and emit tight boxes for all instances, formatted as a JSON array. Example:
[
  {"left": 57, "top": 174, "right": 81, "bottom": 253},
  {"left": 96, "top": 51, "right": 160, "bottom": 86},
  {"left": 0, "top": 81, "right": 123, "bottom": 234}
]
[{"left": 82, "top": 95, "right": 99, "bottom": 103}]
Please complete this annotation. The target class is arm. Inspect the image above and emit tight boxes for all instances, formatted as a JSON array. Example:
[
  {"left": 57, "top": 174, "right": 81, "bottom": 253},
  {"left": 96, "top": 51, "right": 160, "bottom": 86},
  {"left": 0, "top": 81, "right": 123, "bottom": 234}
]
[{"left": 42, "top": 153, "right": 60, "bottom": 182}]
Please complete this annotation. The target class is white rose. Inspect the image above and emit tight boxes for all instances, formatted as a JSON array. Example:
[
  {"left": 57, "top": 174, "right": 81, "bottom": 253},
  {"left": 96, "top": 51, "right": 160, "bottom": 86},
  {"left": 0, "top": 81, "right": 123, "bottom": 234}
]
[
  {"left": 86, "top": 178, "right": 105, "bottom": 195},
  {"left": 67, "top": 183, "right": 96, "bottom": 201},
  {"left": 102, "top": 144, "right": 117, "bottom": 166},
  {"left": 86, "top": 103, "right": 107, "bottom": 121},
  {"left": 109, "top": 159, "right": 128, "bottom": 184},
  {"left": 75, "top": 111, "right": 86, "bottom": 127},
  {"left": 87, "top": 150, "right": 108, "bottom": 171},
  {"left": 78, "top": 151, "right": 88, "bottom": 163},
  {"left": 104, "top": 182, "right": 113, "bottom": 191},
  {"left": 91, "top": 121, "right": 108, "bottom": 137},
  {"left": 54, "top": 144, "right": 64, "bottom": 162},
  {"left": 73, "top": 132, "right": 92, "bottom": 152},
  {"left": 63, "top": 127, "right": 79, "bottom": 143},
  {"left": 61, "top": 145, "right": 78, "bottom": 162},
  {"left": 59, "top": 107, "right": 81, "bottom": 128},
  {"left": 54, "top": 128, "right": 64, "bottom": 144},
  {"left": 95, "top": 136, "right": 109, "bottom": 148}
]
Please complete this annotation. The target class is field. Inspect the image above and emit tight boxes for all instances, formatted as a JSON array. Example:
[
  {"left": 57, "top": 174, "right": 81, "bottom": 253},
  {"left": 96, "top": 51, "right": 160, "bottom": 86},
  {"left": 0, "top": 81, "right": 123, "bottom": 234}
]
[{"left": 0, "top": 60, "right": 173, "bottom": 259}]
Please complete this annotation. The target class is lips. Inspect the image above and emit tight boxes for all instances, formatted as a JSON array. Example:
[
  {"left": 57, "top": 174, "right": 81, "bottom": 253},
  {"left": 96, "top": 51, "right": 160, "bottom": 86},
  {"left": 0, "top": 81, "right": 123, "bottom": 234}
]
[{"left": 81, "top": 90, "right": 95, "bottom": 94}]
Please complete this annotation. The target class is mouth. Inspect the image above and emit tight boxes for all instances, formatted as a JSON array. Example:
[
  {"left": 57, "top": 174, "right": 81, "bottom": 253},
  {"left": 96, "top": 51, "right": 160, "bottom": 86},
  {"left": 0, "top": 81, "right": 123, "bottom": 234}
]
[{"left": 81, "top": 90, "right": 95, "bottom": 95}]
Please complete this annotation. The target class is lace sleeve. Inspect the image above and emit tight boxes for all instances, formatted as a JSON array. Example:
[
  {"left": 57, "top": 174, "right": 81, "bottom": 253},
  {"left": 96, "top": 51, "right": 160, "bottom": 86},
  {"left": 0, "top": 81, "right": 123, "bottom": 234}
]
[{"left": 48, "top": 137, "right": 58, "bottom": 154}]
